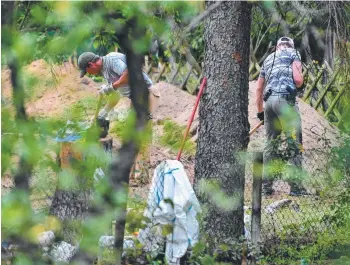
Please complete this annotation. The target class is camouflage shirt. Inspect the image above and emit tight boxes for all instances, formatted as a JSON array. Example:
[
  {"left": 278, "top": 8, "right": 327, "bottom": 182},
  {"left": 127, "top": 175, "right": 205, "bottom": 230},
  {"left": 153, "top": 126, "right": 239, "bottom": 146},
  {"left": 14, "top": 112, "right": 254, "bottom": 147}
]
[
  {"left": 259, "top": 48, "right": 301, "bottom": 95},
  {"left": 101, "top": 52, "right": 153, "bottom": 98}
]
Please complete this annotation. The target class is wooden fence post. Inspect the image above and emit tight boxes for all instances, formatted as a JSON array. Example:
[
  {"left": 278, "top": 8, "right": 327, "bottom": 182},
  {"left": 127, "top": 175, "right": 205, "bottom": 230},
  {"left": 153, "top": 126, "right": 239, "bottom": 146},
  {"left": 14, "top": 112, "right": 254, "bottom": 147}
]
[
  {"left": 251, "top": 151, "right": 263, "bottom": 265},
  {"left": 314, "top": 70, "right": 339, "bottom": 110},
  {"left": 325, "top": 83, "right": 347, "bottom": 118},
  {"left": 180, "top": 65, "right": 193, "bottom": 91},
  {"left": 303, "top": 65, "right": 325, "bottom": 102}
]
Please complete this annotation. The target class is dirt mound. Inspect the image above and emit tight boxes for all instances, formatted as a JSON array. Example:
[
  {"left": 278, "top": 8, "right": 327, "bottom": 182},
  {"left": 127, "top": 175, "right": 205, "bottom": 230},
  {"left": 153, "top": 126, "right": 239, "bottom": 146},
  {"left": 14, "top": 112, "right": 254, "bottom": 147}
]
[
  {"left": 152, "top": 82, "right": 198, "bottom": 126},
  {"left": 2, "top": 60, "right": 342, "bottom": 185},
  {"left": 1, "top": 60, "right": 100, "bottom": 118},
  {"left": 152, "top": 80, "right": 341, "bottom": 151}
]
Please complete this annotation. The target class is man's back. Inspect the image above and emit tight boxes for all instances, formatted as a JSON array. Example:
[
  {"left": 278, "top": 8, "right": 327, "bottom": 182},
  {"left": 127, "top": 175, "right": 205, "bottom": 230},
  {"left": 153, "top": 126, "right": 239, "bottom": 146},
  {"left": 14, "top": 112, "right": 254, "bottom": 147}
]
[{"left": 261, "top": 48, "right": 301, "bottom": 94}]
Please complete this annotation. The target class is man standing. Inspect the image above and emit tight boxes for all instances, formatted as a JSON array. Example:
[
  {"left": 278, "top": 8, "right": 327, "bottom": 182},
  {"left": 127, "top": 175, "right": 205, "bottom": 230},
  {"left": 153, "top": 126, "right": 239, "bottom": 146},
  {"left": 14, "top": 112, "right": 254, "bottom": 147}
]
[{"left": 256, "top": 37, "right": 306, "bottom": 196}]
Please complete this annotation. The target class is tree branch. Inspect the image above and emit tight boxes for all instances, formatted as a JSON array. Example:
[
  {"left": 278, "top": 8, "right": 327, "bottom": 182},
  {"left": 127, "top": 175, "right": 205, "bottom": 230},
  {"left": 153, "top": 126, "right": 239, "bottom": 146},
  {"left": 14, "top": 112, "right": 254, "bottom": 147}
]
[
  {"left": 19, "top": 1, "right": 32, "bottom": 30},
  {"left": 253, "top": 21, "right": 273, "bottom": 55},
  {"left": 168, "top": 16, "right": 202, "bottom": 75},
  {"left": 183, "top": 1, "right": 222, "bottom": 34}
]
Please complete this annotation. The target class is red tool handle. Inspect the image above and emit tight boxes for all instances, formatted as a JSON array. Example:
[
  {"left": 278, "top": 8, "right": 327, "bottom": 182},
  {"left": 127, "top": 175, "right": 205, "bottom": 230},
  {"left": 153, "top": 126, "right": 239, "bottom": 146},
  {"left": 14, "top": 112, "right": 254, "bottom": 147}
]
[{"left": 176, "top": 77, "right": 207, "bottom": 161}]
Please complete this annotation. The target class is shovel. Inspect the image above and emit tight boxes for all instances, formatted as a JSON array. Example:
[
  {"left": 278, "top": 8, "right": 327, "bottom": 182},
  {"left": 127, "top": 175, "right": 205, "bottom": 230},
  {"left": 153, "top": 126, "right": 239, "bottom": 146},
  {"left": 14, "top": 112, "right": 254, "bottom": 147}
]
[
  {"left": 249, "top": 120, "right": 264, "bottom": 136},
  {"left": 176, "top": 77, "right": 207, "bottom": 161},
  {"left": 93, "top": 94, "right": 103, "bottom": 124}
]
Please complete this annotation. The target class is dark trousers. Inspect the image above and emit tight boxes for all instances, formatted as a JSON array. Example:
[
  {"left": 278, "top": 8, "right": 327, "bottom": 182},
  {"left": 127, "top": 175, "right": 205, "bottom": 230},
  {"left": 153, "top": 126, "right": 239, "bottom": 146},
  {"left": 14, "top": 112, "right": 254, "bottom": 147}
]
[{"left": 263, "top": 96, "right": 305, "bottom": 194}]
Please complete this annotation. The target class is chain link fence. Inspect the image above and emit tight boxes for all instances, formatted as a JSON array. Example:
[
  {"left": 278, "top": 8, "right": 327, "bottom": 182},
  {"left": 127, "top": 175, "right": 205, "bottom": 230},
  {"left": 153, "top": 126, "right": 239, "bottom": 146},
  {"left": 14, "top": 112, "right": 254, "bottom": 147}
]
[{"left": 244, "top": 145, "right": 346, "bottom": 256}]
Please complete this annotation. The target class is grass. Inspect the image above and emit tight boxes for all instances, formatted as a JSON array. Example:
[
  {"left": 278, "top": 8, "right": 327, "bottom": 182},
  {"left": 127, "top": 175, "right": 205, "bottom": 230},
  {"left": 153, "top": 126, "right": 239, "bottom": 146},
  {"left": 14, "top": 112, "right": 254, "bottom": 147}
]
[
  {"left": 22, "top": 73, "right": 59, "bottom": 102},
  {"left": 159, "top": 119, "right": 196, "bottom": 156},
  {"left": 109, "top": 119, "right": 127, "bottom": 139},
  {"left": 62, "top": 95, "right": 106, "bottom": 121}
]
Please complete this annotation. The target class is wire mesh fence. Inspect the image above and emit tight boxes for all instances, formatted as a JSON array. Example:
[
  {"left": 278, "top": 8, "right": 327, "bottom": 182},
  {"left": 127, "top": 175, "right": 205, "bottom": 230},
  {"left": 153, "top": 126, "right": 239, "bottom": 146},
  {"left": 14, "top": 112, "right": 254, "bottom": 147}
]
[
  {"left": 244, "top": 146, "right": 345, "bottom": 255},
  {"left": 2, "top": 124, "right": 346, "bottom": 264}
]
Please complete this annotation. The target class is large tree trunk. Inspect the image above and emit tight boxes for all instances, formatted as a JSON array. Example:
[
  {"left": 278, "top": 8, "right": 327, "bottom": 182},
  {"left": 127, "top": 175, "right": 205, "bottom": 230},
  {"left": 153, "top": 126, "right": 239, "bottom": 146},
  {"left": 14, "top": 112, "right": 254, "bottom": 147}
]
[{"left": 194, "top": 1, "right": 251, "bottom": 264}]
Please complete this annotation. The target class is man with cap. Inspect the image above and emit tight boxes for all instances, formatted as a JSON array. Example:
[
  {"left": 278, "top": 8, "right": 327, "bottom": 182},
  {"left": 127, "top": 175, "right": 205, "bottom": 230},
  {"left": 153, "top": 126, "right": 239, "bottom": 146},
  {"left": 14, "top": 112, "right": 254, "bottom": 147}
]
[
  {"left": 78, "top": 51, "right": 157, "bottom": 120},
  {"left": 78, "top": 51, "right": 159, "bottom": 182},
  {"left": 255, "top": 36, "right": 307, "bottom": 196}
]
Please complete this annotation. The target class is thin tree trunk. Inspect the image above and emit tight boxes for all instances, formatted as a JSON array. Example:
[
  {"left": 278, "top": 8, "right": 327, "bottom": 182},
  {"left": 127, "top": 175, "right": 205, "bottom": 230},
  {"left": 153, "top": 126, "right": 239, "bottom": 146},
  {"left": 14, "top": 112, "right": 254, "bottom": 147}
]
[
  {"left": 325, "top": 28, "right": 335, "bottom": 69},
  {"left": 71, "top": 17, "right": 149, "bottom": 265},
  {"left": 194, "top": 1, "right": 251, "bottom": 264},
  {"left": 2, "top": 2, "right": 47, "bottom": 263}
]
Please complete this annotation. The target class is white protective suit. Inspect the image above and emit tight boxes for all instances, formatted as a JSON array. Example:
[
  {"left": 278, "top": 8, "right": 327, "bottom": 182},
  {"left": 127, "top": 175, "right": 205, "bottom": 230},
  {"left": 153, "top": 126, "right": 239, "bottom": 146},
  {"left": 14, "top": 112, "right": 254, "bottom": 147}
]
[{"left": 138, "top": 160, "right": 201, "bottom": 264}]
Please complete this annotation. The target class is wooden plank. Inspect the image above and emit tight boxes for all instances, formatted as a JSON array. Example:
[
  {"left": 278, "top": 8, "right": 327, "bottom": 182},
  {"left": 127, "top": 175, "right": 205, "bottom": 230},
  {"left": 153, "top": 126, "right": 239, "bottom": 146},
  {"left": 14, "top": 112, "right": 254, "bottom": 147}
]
[
  {"left": 169, "top": 62, "right": 182, "bottom": 84},
  {"left": 249, "top": 62, "right": 255, "bottom": 74},
  {"left": 303, "top": 65, "right": 325, "bottom": 102},
  {"left": 315, "top": 84, "right": 343, "bottom": 121},
  {"left": 180, "top": 65, "right": 193, "bottom": 91},
  {"left": 325, "top": 84, "right": 347, "bottom": 118},
  {"left": 324, "top": 60, "right": 334, "bottom": 75},
  {"left": 154, "top": 63, "right": 166, "bottom": 83},
  {"left": 314, "top": 70, "right": 339, "bottom": 110}
]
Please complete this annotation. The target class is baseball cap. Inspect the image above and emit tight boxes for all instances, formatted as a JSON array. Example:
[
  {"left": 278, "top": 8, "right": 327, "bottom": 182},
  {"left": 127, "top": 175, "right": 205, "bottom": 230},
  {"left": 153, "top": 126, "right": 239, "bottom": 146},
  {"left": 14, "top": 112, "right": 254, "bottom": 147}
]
[
  {"left": 277, "top": 37, "right": 294, "bottom": 48},
  {"left": 77, "top": 52, "right": 100, "bottom": 78}
]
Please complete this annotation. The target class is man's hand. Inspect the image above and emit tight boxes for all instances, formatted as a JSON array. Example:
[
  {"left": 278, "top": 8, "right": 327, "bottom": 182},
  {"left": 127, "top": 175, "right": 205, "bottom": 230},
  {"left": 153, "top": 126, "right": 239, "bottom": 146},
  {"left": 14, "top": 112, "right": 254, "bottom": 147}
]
[
  {"left": 98, "top": 84, "right": 114, "bottom": 95},
  {"left": 257, "top": 111, "right": 264, "bottom": 122}
]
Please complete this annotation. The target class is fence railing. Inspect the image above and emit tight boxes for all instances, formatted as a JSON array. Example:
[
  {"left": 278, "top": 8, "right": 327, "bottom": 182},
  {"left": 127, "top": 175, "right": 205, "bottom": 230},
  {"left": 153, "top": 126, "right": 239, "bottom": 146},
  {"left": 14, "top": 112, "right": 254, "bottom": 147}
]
[{"left": 246, "top": 147, "right": 345, "bottom": 263}]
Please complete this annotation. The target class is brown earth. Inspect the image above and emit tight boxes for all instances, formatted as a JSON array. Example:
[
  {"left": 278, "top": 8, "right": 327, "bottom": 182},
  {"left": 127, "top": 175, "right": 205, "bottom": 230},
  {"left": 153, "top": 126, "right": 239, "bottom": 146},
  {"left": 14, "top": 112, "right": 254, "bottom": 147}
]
[{"left": 1, "top": 60, "right": 342, "bottom": 193}]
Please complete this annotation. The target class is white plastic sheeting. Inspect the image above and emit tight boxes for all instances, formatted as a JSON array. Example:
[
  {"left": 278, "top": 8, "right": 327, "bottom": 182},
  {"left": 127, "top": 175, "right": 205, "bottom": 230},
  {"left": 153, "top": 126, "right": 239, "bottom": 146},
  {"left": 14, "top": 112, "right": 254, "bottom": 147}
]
[
  {"left": 49, "top": 241, "right": 77, "bottom": 263},
  {"left": 138, "top": 160, "right": 201, "bottom": 265},
  {"left": 38, "top": 231, "right": 55, "bottom": 247}
]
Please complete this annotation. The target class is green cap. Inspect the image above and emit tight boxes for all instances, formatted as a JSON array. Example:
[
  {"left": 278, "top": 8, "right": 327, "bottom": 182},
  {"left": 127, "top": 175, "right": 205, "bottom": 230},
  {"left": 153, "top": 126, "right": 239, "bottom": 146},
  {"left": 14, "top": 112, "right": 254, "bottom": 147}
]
[{"left": 77, "top": 52, "right": 100, "bottom": 78}]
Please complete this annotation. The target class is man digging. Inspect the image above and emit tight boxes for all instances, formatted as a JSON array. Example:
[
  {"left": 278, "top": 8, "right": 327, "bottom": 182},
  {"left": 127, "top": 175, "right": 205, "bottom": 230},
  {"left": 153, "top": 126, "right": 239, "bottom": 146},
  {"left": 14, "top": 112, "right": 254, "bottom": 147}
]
[
  {"left": 256, "top": 37, "right": 308, "bottom": 196},
  {"left": 78, "top": 51, "right": 160, "bottom": 183}
]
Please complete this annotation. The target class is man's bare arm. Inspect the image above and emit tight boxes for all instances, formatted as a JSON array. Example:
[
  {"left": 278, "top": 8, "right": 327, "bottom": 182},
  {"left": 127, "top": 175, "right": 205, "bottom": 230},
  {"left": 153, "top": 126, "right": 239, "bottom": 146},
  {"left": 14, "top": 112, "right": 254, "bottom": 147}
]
[
  {"left": 112, "top": 70, "right": 129, "bottom": 89},
  {"left": 256, "top": 77, "right": 265, "bottom": 113},
  {"left": 292, "top": 61, "right": 303, "bottom": 88}
]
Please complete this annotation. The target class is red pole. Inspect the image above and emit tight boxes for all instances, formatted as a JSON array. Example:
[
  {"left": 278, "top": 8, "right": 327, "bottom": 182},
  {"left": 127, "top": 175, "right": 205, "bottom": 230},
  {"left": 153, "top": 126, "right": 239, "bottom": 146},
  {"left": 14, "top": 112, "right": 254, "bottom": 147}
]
[{"left": 176, "top": 77, "right": 207, "bottom": 161}]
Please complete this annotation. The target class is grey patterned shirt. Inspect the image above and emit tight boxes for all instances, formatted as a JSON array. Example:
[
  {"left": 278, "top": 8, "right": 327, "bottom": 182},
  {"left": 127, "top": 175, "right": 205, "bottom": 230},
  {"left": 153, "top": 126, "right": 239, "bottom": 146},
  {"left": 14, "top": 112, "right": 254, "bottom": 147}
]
[
  {"left": 259, "top": 48, "right": 301, "bottom": 94},
  {"left": 101, "top": 52, "right": 153, "bottom": 98}
]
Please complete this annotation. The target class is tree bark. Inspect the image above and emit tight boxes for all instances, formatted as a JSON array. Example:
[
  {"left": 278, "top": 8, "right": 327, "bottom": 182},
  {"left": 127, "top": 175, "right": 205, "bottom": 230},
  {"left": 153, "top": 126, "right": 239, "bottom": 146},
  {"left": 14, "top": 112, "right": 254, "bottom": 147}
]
[{"left": 194, "top": 1, "right": 251, "bottom": 263}]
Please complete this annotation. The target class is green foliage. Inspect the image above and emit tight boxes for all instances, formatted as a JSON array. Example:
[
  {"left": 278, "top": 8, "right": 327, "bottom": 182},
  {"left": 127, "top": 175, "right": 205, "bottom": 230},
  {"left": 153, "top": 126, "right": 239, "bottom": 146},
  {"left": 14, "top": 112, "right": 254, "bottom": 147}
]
[
  {"left": 197, "top": 179, "right": 241, "bottom": 211},
  {"left": 262, "top": 222, "right": 350, "bottom": 265},
  {"left": 159, "top": 119, "right": 196, "bottom": 156},
  {"left": 3, "top": 1, "right": 350, "bottom": 264},
  {"left": 187, "top": 24, "right": 204, "bottom": 64},
  {"left": 188, "top": 237, "right": 248, "bottom": 265},
  {"left": 261, "top": 138, "right": 350, "bottom": 265},
  {"left": 62, "top": 95, "right": 104, "bottom": 121}
]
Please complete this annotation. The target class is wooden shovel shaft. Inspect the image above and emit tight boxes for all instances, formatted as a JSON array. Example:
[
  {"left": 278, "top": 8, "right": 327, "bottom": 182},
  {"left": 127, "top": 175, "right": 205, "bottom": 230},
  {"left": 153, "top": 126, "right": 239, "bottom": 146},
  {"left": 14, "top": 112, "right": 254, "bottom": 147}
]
[
  {"left": 249, "top": 120, "right": 264, "bottom": 136},
  {"left": 176, "top": 77, "right": 207, "bottom": 161},
  {"left": 94, "top": 94, "right": 103, "bottom": 123}
]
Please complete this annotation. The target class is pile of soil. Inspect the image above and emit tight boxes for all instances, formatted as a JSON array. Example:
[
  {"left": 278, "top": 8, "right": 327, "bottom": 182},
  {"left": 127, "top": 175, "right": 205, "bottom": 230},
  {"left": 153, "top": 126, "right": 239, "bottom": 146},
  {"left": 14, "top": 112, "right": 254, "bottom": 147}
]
[{"left": 1, "top": 60, "right": 100, "bottom": 118}]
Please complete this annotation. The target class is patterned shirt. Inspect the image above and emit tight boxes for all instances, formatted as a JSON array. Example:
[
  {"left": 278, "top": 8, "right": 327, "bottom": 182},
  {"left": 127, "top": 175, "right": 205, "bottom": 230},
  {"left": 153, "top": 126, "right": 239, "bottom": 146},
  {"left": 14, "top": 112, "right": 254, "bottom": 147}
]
[
  {"left": 259, "top": 48, "right": 301, "bottom": 94},
  {"left": 101, "top": 52, "right": 153, "bottom": 98}
]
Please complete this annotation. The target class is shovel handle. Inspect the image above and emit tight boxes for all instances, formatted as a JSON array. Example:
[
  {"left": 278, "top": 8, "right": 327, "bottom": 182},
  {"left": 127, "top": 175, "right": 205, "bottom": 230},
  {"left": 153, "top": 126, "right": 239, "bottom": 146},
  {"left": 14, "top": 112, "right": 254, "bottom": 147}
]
[
  {"left": 94, "top": 94, "right": 103, "bottom": 123},
  {"left": 249, "top": 120, "right": 264, "bottom": 136},
  {"left": 176, "top": 77, "right": 207, "bottom": 161}
]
